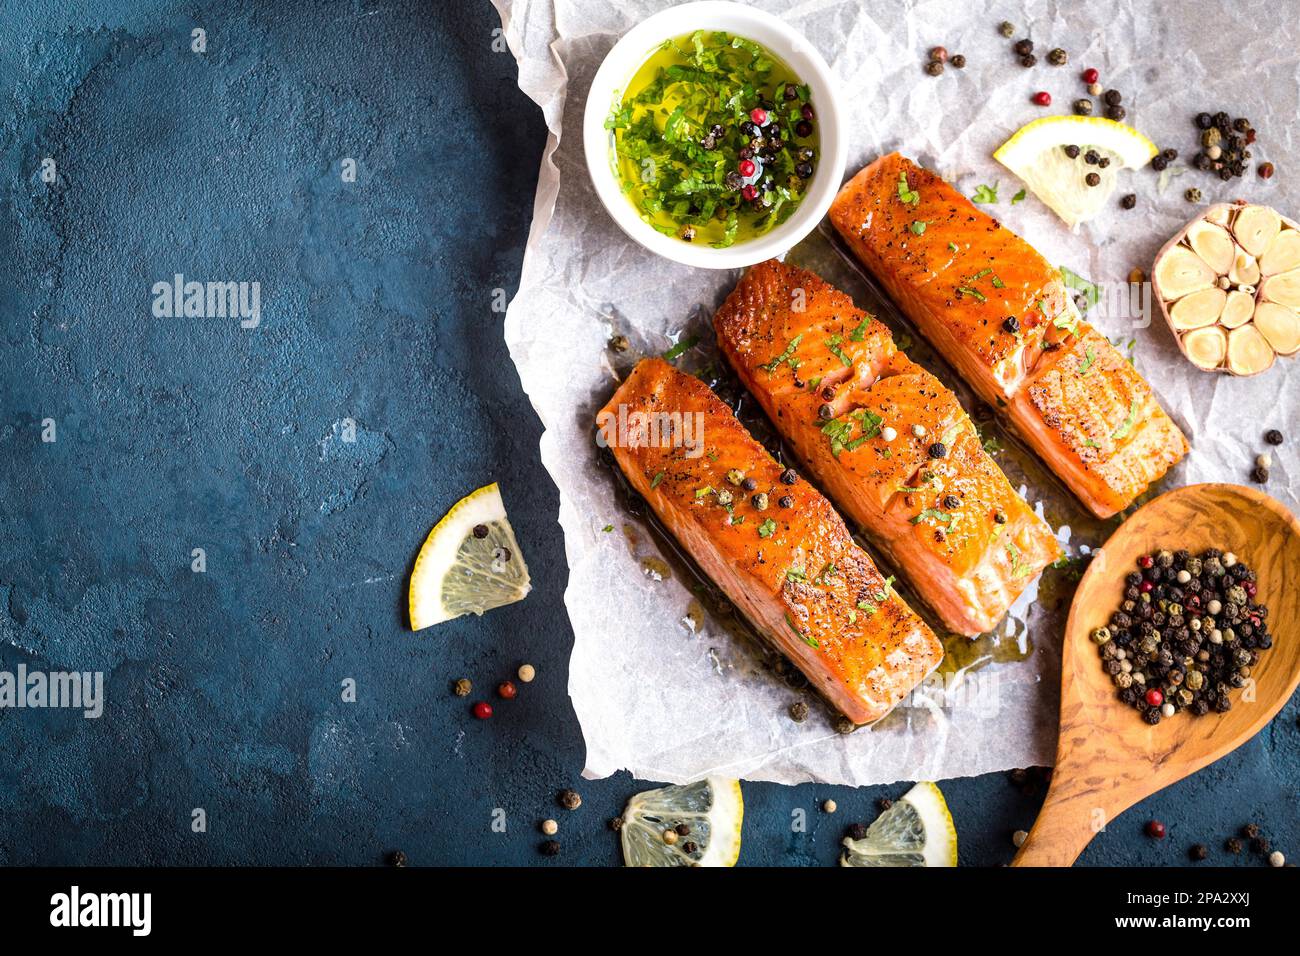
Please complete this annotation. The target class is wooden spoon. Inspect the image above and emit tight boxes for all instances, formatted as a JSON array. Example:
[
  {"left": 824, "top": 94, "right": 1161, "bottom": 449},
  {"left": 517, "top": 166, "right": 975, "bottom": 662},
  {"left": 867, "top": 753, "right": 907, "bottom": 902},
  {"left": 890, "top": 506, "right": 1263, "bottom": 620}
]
[{"left": 1013, "top": 483, "right": 1300, "bottom": 866}]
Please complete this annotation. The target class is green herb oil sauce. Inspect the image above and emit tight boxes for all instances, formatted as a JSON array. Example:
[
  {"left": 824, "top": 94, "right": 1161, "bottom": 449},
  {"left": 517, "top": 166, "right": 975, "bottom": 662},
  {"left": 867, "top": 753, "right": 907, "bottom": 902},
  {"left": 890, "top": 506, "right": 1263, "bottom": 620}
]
[{"left": 605, "top": 31, "right": 818, "bottom": 247}]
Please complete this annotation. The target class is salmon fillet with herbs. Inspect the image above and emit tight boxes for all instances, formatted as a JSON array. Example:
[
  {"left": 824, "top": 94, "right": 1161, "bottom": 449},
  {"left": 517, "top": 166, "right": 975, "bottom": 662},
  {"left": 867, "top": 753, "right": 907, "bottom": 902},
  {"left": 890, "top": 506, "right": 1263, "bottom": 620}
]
[
  {"left": 714, "top": 259, "right": 1059, "bottom": 636},
  {"left": 829, "top": 153, "right": 1188, "bottom": 518},
  {"left": 599, "top": 358, "right": 942, "bottom": 725}
]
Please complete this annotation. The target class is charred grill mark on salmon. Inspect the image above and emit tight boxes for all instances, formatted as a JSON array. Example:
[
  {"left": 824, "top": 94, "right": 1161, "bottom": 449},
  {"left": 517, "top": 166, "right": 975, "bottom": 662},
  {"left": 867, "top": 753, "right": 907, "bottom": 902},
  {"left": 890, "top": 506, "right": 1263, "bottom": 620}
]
[
  {"left": 599, "top": 358, "right": 943, "bottom": 725},
  {"left": 829, "top": 153, "right": 1189, "bottom": 518},
  {"left": 713, "top": 260, "right": 1060, "bottom": 637}
]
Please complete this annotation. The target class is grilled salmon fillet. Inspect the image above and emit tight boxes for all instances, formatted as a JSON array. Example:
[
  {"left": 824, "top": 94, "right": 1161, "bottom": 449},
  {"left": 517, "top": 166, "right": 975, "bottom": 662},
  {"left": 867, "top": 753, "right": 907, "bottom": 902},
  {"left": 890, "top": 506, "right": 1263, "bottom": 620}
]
[
  {"left": 829, "top": 153, "right": 1189, "bottom": 518},
  {"left": 714, "top": 260, "right": 1060, "bottom": 636},
  {"left": 599, "top": 358, "right": 942, "bottom": 724}
]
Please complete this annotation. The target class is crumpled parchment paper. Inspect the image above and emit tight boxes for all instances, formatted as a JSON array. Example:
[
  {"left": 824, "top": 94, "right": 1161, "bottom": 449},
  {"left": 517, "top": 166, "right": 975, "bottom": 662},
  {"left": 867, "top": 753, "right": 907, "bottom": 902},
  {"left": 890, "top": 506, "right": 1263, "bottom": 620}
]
[{"left": 491, "top": 0, "right": 1298, "bottom": 786}]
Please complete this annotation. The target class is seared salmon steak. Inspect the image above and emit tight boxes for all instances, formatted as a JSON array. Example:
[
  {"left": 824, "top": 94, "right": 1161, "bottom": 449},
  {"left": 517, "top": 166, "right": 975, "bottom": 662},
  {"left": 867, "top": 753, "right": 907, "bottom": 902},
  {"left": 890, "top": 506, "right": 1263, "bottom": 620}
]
[
  {"left": 714, "top": 260, "right": 1060, "bottom": 636},
  {"left": 599, "top": 358, "right": 943, "bottom": 725},
  {"left": 829, "top": 153, "right": 1188, "bottom": 518}
]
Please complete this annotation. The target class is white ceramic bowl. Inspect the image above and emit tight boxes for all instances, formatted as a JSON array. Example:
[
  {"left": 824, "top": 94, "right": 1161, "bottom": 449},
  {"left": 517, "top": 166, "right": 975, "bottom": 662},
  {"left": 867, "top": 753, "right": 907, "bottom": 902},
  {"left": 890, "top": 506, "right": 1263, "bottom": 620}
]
[{"left": 582, "top": 1, "right": 847, "bottom": 270}]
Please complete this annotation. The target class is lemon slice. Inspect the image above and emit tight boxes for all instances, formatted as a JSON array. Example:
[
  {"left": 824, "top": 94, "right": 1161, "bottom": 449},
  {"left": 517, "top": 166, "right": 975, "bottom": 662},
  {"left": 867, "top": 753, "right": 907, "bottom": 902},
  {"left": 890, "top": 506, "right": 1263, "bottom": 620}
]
[
  {"left": 840, "top": 781, "right": 957, "bottom": 867},
  {"left": 620, "top": 777, "right": 743, "bottom": 867},
  {"left": 408, "top": 482, "right": 531, "bottom": 630},
  {"left": 994, "top": 116, "right": 1158, "bottom": 229}
]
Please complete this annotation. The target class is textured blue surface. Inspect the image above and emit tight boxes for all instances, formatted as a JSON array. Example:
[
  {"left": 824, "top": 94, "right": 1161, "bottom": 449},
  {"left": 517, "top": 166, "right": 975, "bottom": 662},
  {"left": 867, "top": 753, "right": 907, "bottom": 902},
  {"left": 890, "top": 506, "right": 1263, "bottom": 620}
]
[{"left": 1, "top": 0, "right": 1296, "bottom": 867}]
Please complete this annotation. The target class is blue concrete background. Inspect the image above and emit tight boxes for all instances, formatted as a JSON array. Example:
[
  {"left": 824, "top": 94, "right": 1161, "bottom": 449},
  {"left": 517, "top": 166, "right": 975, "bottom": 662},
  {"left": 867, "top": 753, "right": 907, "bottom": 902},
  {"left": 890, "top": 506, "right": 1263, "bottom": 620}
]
[{"left": 0, "top": 0, "right": 1295, "bottom": 867}]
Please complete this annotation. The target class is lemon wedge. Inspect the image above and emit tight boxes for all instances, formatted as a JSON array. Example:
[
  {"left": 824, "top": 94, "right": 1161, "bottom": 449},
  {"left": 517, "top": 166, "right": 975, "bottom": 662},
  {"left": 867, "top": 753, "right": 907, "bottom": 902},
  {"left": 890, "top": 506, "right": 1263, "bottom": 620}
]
[
  {"left": 840, "top": 781, "right": 957, "bottom": 867},
  {"left": 994, "top": 116, "right": 1158, "bottom": 229},
  {"left": 408, "top": 482, "right": 531, "bottom": 630},
  {"left": 620, "top": 777, "right": 743, "bottom": 867}
]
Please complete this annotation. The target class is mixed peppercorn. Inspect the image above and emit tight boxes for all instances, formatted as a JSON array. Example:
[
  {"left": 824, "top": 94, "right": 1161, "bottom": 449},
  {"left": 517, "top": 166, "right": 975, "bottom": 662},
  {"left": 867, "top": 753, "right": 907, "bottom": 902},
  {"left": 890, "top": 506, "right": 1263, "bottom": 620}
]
[{"left": 1094, "top": 549, "right": 1272, "bottom": 723}]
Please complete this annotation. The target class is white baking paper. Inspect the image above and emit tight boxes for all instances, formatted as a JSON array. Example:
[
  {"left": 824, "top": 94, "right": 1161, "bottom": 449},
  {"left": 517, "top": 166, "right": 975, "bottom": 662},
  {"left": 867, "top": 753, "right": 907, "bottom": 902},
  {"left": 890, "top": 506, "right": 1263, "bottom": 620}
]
[{"left": 490, "top": 0, "right": 1298, "bottom": 786}]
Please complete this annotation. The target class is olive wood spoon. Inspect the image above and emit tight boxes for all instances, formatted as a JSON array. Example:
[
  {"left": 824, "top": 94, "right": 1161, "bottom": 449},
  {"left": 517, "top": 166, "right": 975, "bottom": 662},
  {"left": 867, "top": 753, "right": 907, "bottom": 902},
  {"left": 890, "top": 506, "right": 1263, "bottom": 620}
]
[{"left": 1013, "top": 483, "right": 1300, "bottom": 866}]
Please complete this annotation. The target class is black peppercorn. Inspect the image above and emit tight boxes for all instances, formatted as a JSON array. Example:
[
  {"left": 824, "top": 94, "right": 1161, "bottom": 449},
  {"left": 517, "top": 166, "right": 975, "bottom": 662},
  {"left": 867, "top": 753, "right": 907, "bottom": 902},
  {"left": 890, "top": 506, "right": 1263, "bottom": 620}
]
[
  {"left": 741, "top": 476, "right": 758, "bottom": 492},
  {"left": 1189, "top": 844, "right": 1208, "bottom": 861},
  {"left": 558, "top": 788, "right": 582, "bottom": 810},
  {"left": 1063, "top": 144, "right": 1081, "bottom": 159},
  {"left": 950, "top": 54, "right": 966, "bottom": 68},
  {"left": 780, "top": 468, "right": 798, "bottom": 485},
  {"left": 1103, "top": 89, "right": 1122, "bottom": 106},
  {"left": 927, "top": 442, "right": 947, "bottom": 459},
  {"left": 1084, "top": 149, "right": 1100, "bottom": 165},
  {"left": 1085, "top": 172, "right": 1101, "bottom": 187},
  {"left": 1264, "top": 429, "right": 1283, "bottom": 445},
  {"left": 994, "top": 511, "right": 1007, "bottom": 524},
  {"left": 1251, "top": 836, "right": 1271, "bottom": 854},
  {"left": 1120, "top": 193, "right": 1137, "bottom": 209},
  {"left": 1251, "top": 465, "right": 1269, "bottom": 484},
  {"left": 540, "top": 840, "right": 561, "bottom": 856},
  {"left": 924, "top": 60, "right": 944, "bottom": 76},
  {"left": 943, "top": 495, "right": 960, "bottom": 509},
  {"left": 1106, "top": 105, "right": 1126, "bottom": 121},
  {"left": 1003, "top": 315, "right": 1020, "bottom": 333},
  {"left": 388, "top": 849, "right": 408, "bottom": 867},
  {"left": 1196, "top": 112, "right": 1213, "bottom": 129},
  {"left": 1020, "top": 54, "right": 1037, "bottom": 67},
  {"left": 1226, "top": 836, "right": 1242, "bottom": 853},
  {"left": 778, "top": 495, "right": 794, "bottom": 508},
  {"left": 1151, "top": 154, "right": 1168, "bottom": 171},
  {"left": 848, "top": 822, "right": 868, "bottom": 840},
  {"left": 1013, "top": 38, "right": 1034, "bottom": 56},
  {"left": 608, "top": 816, "right": 624, "bottom": 832}
]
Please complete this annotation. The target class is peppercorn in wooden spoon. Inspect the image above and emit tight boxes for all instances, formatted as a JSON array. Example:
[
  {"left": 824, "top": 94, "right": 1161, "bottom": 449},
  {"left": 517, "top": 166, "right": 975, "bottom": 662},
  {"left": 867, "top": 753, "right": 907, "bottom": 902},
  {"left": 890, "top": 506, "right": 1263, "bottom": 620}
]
[{"left": 1012, "top": 483, "right": 1300, "bottom": 866}]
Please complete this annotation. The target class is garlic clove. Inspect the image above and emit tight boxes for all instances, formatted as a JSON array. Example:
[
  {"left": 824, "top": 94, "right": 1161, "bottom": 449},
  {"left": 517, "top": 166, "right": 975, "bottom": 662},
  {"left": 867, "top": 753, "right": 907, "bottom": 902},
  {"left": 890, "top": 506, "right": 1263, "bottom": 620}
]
[
  {"left": 1182, "top": 326, "right": 1227, "bottom": 370},
  {"left": 1232, "top": 205, "right": 1282, "bottom": 259},
  {"left": 1253, "top": 303, "right": 1300, "bottom": 356},
  {"left": 1155, "top": 245, "right": 1217, "bottom": 300},
  {"left": 1229, "top": 250, "right": 1261, "bottom": 287},
  {"left": 1206, "top": 204, "right": 1232, "bottom": 227},
  {"left": 1260, "top": 267, "right": 1300, "bottom": 308},
  {"left": 1186, "top": 220, "right": 1236, "bottom": 274},
  {"left": 1169, "top": 287, "right": 1226, "bottom": 330},
  {"left": 1226, "top": 323, "right": 1276, "bottom": 376},
  {"left": 1259, "top": 228, "right": 1300, "bottom": 276},
  {"left": 1219, "top": 290, "right": 1256, "bottom": 329}
]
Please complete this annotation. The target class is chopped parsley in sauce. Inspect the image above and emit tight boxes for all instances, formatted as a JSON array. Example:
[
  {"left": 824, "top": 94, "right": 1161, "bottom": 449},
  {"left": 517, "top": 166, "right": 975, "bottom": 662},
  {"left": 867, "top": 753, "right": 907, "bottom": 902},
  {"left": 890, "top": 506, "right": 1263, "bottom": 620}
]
[{"left": 606, "top": 31, "right": 819, "bottom": 247}]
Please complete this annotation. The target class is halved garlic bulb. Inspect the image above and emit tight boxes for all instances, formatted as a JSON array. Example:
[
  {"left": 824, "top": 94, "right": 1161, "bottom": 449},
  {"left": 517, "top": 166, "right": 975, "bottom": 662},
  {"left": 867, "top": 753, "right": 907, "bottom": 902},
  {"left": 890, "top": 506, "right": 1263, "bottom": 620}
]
[{"left": 1153, "top": 201, "right": 1300, "bottom": 376}]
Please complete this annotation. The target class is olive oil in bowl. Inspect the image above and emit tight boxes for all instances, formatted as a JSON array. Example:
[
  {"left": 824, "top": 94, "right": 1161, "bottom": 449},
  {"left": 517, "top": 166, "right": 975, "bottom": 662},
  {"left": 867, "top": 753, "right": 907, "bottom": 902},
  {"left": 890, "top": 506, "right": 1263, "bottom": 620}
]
[{"left": 605, "top": 31, "right": 820, "bottom": 248}]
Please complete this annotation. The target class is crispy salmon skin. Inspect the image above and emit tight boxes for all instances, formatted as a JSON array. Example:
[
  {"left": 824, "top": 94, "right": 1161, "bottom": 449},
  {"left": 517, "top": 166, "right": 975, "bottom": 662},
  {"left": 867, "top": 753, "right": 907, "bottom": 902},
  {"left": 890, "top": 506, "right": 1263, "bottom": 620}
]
[
  {"left": 829, "top": 153, "right": 1188, "bottom": 518},
  {"left": 599, "top": 358, "right": 942, "bottom": 725},
  {"left": 714, "top": 260, "right": 1059, "bottom": 636}
]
